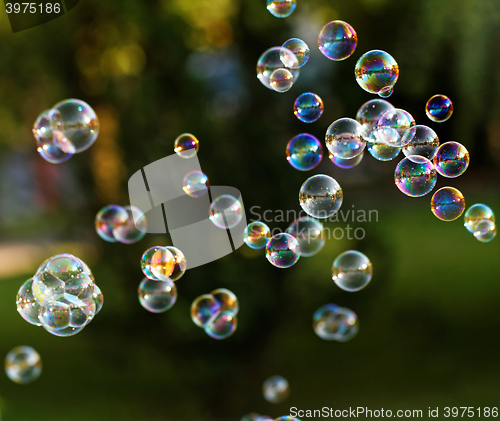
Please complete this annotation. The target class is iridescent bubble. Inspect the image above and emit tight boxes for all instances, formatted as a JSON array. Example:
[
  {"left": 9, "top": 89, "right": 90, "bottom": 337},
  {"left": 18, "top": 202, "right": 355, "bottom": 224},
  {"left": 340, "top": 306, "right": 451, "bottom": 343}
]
[
  {"left": 138, "top": 277, "right": 177, "bottom": 313},
  {"left": 266, "top": 233, "right": 301, "bottom": 268},
  {"left": 293, "top": 92, "right": 324, "bottom": 123},
  {"left": 174, "top": 133, "right": 199, "bottom": 159},
  {"left": 39, "top": 303, "right": 70, "bottom": 330},
  {"left": 263, "top": 375, "right": 290, "bottom": 404},
  {"left": 270, "top": 68, "right": 294, "bottom": 93},
  {"left": 464, "top": 204, "right": 495, "bottom": 234},
  {"left": 431, "top": 187, "right": 466, "bottom": 221},
  {"left": 286, "top": 217, "right": 325, "bottom": 257},
  {"left": 266, "top": 0, "right": 296, "bottom": 18},
  {"left": 112, "top": 205, "right": 147, "bottom": 244},
  {"left": 378, "top": 86, "right": 394, "bottom": 98},
  {"left": 205, "top": 310, "right": 238, "bottom": 340},
  {"left": 164, "top": 246, "right": 187, "bottom": 281},
  {"left": 286, "top": 133, "right": 323, "bottom": 171},
  {"left": 16, "top": 278, "right": 42, "bottom": 326},
  {"left": 95, "top": 205, "right": 129, "bottom": 243},
  {"left": 394, "top": 155, "right": 437, "bottom": 197},
  {"left": 299, "top": 174, "right": 343, "bottom": 219},
  {"left": 211, "top": 288, "right": 239, "bottom": 315},
  {"left": 473, "top": 220, "right": 497, "bottom": 243},
  {"left": 332, "top": 250, "right": 373, "bottom": 292},
  {"left": 49, "top": 99, "right": 99, "bottom": 153},
  {"left": 257, "top": 47, "right": 299, "bottom": 90},
  {"left": 313, "top": 304, "right": 359, "bottom": 341},
  {"left": 325, "top": 118, "right": 365, "bottom": 159},
  {"left": 281, "top": 38, "right": 310, "bottom": 69},
  {"left": 355, "top": 50, "right": 399, "bottom": 95},
  {"left": 183, "top": 170, "right": 209, "bottom": 198},
  {"left": 433, "top": 141, "right": 470, "bottom": 178},
  {"left": 318, "top": 20, "right": 357, "bottom": 61},
  {"left": 92, "top": 285, "right": 104, "bottom": 314},
  {"left": 209, "top": 194, "right": 243, "bottom": 229},
  {"left": 374, "top": 109, "right": 415, "bottom": 147},
  {"left": 367, "top": 133, "right": 401, "bottom": 161},
  {"left": 43, "top": 325, "right": 85, "bottom": 337},
  {"left": 191, "top": 294, "right": 221, "bottom": 328},
  {"left": 356, "top": 99, "right": 394, "bottom": 140},
  {"left": 244, "top": 221, "right": 271, "bottom": 249},
  {"left": 150, "top": 247, "right": 175, "bottom": 280},
  {"left": 33, "top": 110, "right": 73, "bottom": 164},
  {"left": 426, "top": 94, "right": 453, "bottom": 123},
  {"left": 274, "top": 417, "right": 300, "bottom": 421},
  {"left": 402, "top": 125, "right": 440, "bottom": 160},
  {"left": 5, "top": 346, "right": 42, "bottom": 384},
  {"left": 329, "top": 151, "right": 365, "bottom": 168}
]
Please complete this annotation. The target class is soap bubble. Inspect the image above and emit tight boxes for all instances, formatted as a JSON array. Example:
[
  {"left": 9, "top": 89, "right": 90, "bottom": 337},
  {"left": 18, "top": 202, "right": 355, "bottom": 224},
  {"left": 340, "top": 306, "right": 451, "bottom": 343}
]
[
  {"left": 356, "top": 99, "right": 394, "bottom": 141},
  {"left": 274, "top": 417, "right": 301, "bottom": 421},
  {"left": 33, "top": 110, "right": 73, "bottom": 164},
  {"left": 16, "top": 278, "right": 42, "bottom": 326},
  {"left": 263, "top": 375, "right": 290, "bottom": 403},
  {"left": 257, "top": 47, "right": 299, "bottom": 90},
  {"left": 141, "top": 246, "right": 174, "bottom": 280},
  {"left": 183, "top": 170, "right": 209, "bottom": 198},
  {"left": 431, "top": 187, "right": 466, "bottom": 221},
  {"left": 464, "top": 204, "right": 495, "bottom": 233},
  {"left": 211, "top": 288, "right": 239, "bottom": 315},
  {"left": 244, "top": 221, "right": 271, "bottom": 249},
  {"left": 355, "top": 50, "right": 399, "bottom": 95},
  {"left": 318, "top": 20, "right": 357, "bottom": 61},
  {"left": 378, "top": 86, "right": 394, "bottom": 98},
  {"left": 374, "top": 109, "right": 415, "bottom": 147},
  {"left": 209, "top": 194, "right": 243, "bottom": 229},
  {"left": 164, "top": 246, "right": 187, "bottom": 281},
  {"left": 5, "top": 346, "right": 42, "bottom": 384},
  {"left": 266, "top": 233, "right": 301, "bottom": 268},
  {"left": 394, "top": 156, "right": 437, "bottom": 197},
  {"left": 95, "top": 205, "right": 129, "bottom": 243},
  {"left": 205, "top": 310, "right": 238, "bottom": 339},
  {"left": 191, "top": 294, "right": 221, "bottom": 327},
  {"left": 367, "top": 133, "right": 401, "bottom": 161},
  {"left": 473, "top": 220, "right": 497, "bottom": 243},
  {"left": 313, "top": 304, "right": 359, "bottom": 341},
  {"left": 433, "top": 141, "right": 470, "bottom": 178},
  {"left": 270, "top": 68, "right": 294, "bottom": 93},
  {"left": 294, "top": 92, "right": 324, "bottom": 123},
  {"left": 112, "top": 205, "right": 147, "bottom": 244},
  {"left": 329, "top": 151, "right": 365, "bottom": 168},
  {"left": 325, "top": 118, "right": 365, "bottom": 159},
  {"left": 281, "top": 38, "right": 310, "bottom": 69},
  {"left": 39, "top": 303, "right": 70, "bottom": 331},
  {"left": 299, "top": 174, "right": 343, "bottom": 219},
  {"left": 138, "top": 277, "right": 177, "bottom": 313},
  {"left": 266, "top": 0, "right": 296, "bottom": 18},
  {"left": 92, "top": 284, "right": 104, "bottom": 314},
  {"left": 426, "top": 94, "right": 453, "bottom": 123},
  {"left": 332, "top": 250, "right": 373, "bottom": 292},
  {"left": 402, "top": 125, "right": 440, "bottom": 160},
  {"left": 286, "top": 133, "right": 323, "bottom": 171},
  {"left": 174, "top": 133, "right": 199, "bottom": 159},
  {"left": 286, "top": 217, "right": 325, "bottom": 257}
]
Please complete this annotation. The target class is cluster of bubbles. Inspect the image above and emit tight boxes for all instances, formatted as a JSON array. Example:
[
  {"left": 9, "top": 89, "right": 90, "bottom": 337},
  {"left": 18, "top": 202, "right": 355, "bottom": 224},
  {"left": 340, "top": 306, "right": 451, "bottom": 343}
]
[
  {"left": 5, "top": 346, "right": 42, "bottom": 384},
  {"left": 190, "top": 289, "right": 239, "bottom": 339},
  {"left": 463, "top": 204, "right": 497, "bottom": 243},
  {"left": 33, "top": 99, "right": 99, "bottom": 164},
  {"left": 313, "top": 304, "right": 359, "bottom": 342},
  {"left": 16, "top": 253, "right": 103, "bottom": 337},
  {"left": 95, "top": 205, "right": 147, "bottom": 244},
  {"left": 263, "top": 375, "right": 290, "bottom": 403}
]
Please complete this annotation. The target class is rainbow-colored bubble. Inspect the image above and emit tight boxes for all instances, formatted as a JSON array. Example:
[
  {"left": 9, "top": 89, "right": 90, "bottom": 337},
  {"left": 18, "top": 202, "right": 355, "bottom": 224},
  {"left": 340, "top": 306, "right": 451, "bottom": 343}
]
[
  {"left": 266, "top": 233, "right": 301, "bottom": 268},
  {"left": 355, "top": 50, "right": 399, "bottom": 95},
  {"left": 431, "top": 187, "right": 466, "bottom": 221},
  {"left": 394, "top": 156, "right": 437, "bottom": 197},
  {"left": 433, "top": 141, "right": 470, "bottom": 178},
  {"left": 294, "top": 92, "right": 324, "bottom": 123},
  {"left": 286, "top": 133, "right": 323, "bottom": 171},
  {"left": 244, "top": 221, "right": 271, "bottom": 249},
  {"left": 332, "top": 250, "right": 373, "bottom": 292},
  {"left": 318, "top": 20, "right": 357, "bottom": 61},
  {"left": 426, "top": 95, "right": 453, "bottom": 123}
]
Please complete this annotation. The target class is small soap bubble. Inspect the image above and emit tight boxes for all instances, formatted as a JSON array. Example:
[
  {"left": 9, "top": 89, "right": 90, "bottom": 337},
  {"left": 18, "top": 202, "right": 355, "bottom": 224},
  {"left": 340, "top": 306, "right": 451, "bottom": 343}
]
[
  {"left": 355, "top": 50, "right": 399, "bottom": 95},
  {"left": 16, "top": 278, "right": 42, "bottom": 326},
  {"left": 174, "top": 133, "right": 199, "bottom": 159},
  {"left": 464, "top": 204, "right": 495, "bottom": 233},
  {"left": 270, "top": 68, "right": 294, "bottom": 93},
  {"left": 244, "top": 221, "right": 271, "bottom": 249},
  {"left": 286, "top": 133, "right": 323, "bottom": 171},
  {"left": 263, "top": 375, "right": 290, "bottom": 404},
  {"left": 33, "top": 110, "right": 73, "bottom": 164},
  {"left": 332, "top": 250, "right": 373, "bottom": 292},
  {"left": 280, "top": 38, "right": 310, "bottom": 69},
  {"left": 164, "top": 246, "right": 187, "bottom": 281},
  {"left": 356, "top": 99, "right": 394, "bottom": 141},
  {"left": 431, "top": 187, "right": 465, "bottom": 221},
  {"left": 318, "top": 20, "right": 357, "bottom": 61},
  {"left": 183, "top": 170, "right": 209, "bottom": 198},
  {"left": 95, "top": 205, "right": 129, "bottom": 243},
  {"left": 112, "top": 205, "right": 147, "bottom": 244},
  {"left": 141, "top": 246, "right": 174, "bottom": 280},
  {"left": 257, "top": 47, "right": 299, "bottom": 91},
  {"left": 294, "top": 92, "right": 324, "bottom": 123},
  {"left": 138, "top": 277, "right": 177, "bottom": 313},
  {"left": 329, "top": 151, "right": 365, "bottom": 168},
  {"left": 39, "top": 303, "right": 70, "bottom": 331},
  {"left": 473, "top": 220, "right": 497, "bottom": 243},
  {"left": 313, "top": 304, "right": 359, "bottom": 341},
  {"left": 402, "top": 125, "right": 440, "bottom": 160},
  {"left": 266, "top": 233, "right": 301, "bottom": 268},
  {"left": 426, "top": 95, "right": 453, "bottom": 123},
  {"left": 274, "top": 417, "right": 300, "bottom": 421},
  {"left": 325, "top": 118, "right": 365, "bottom": 159},
  {"left": 367, "top": 133, "right": 401, "bottom": 161},
  {"left": 286, "top": 217, "right": 325, "bottom": 257},
  {"left": 205, "top": 310, "right": 238, "bottom": 340},
  {"left": 299, "top": 174, "right": 343, "bottom": 219},
  {"left": 394, "top": 155, "right": 437, "bottom": 197},
  {"left": 374, "top": 109, "right": 415, "bottom": 148},
  {"left": 266, "top": 0, "right": 296, "bottom": 18},
  {"left": 209, "top": 194, "right": 243, "bottom": 229},
  {"left": 5, "top": 346, "right": 42, "bottom": 384},
  {"left": 211, "top": 288, "right": 239, "bottom": 315},
  {"left": 378, "top": 86, "right": 394, "bottom": 98},
  {"left": 191, "top": 294, "right": 221, "bottom": 328},
  {"left": 433, "top": 141, "right": 470, "bottom": 178}
]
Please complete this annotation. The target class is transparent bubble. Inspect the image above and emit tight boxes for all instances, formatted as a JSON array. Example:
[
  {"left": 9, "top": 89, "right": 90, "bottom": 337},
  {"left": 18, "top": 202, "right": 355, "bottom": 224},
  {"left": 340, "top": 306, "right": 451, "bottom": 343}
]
[
  {"left": 473, "top": 220, "right": 497, "bottom": 243},
  {"left": 329, "top": 151, "right": 365, "bottom": 168},
  {"left": 164, "top": 246, "right": 187, "bottom": 281},
  {"left": 274, "top": 417, "right": 300, "bottom": 421},
  {"left": 464, "top": 204, "right": 495, "bottom": 233},
  {"left": 270, "top": 68, "right": 294, "bottom": 93},
  {"left": 42, "top": 325, "right": 85, "bottom": 337},
  {"left": 286, "top": 133, "right": 323, "bottom": 171},
  {"left": 266, "top": 0, "right": 296, "bottom": 18},
  {"left": 150, "top": 247, "right": 175, "bottom": 280},
  {"left": 50, "top": 99, "right": 99, "bottom": 153},
  {"left": 95, "top": 205, "right": 129, "bottom": 243},
  {"left": 263, "top": 375, "right": 290, "bottom": 404},
  {"left": 138, "top": 277, "right": 177, "bottom": 313},
  {"left": 367, "top": 133, "right": 401, "bottom": 161},
  {"left": 394, "top": 155, "right": 437, "bottom": 197},
  {"left": 5, "top": 346, "right": 42, "bottom": 384},
  {"left": 39, "top": 303, "right": 70, "bottom": 330},
  {"left": 205, "top": 310, "right": 238, "bottom": 339},
  {"left": 33, "top": 110, "right": 73, "bottom": 164},
  {"left": 356, "top": 99, "right": 394, "bottom": 141},
  {"left": 402, "top": 125, "right": 440, "bottom": 160},
  {"left": 141, "top": 246, "right": 164, "bottom": 279},
  {"left": 294, "top": 92, "right": 324, "bottom": 123},
  {"left": 325, "top": 118, "right": 365, "bottom": 159},
  {"left": 299, "top": 174, "right": 343, "bottom": 219},
  {"left": 244, "top": 221, "right": 271, "bottom": 249},
  {"left": 211, "top": 288, "right": 239, "bottom": 315},
  {"left": 426, "top": 95, "right": 453, "bottom": 123},
  {"left": 286, "top": 217, "right": 325, "bottom": 257},
  {"left": 174, "top": 133, "right": 199, "bottom": 159},
  {"left": 112, "top": 205, "right": 147, "bottom": 244},
  {"left": 257, "top": 47, "right": 299, "bottom": 90},
  {"left": 69, "top": 298, "right": 96, "bottom": 328},
  {"left": 313, "top": 304, "right": 359, "bottom": 341},
  {"left": 433, "top": 141, "right": 470, "bottom": 178},
  {"left": 209, "top": 194, "right": 243, "bottom": 229},
  {"left": 16, "top": 278, "right": 42, "bottom": 326},
  {"left": 374, "top": 109, "right": 415, "bottom": 147},
  {"left": 355, "top": 50, "right": 399, "bottom": 95},
  {"left": 332, "top": 250, "right": 373, "bottom": 292},
  {"left": 431, "top": 187, "right": 466, "bottom": 221},
  {"left": 318, "top": 20, "right": 357, "bottom": 61},
  {"left": 183, "top": 170, "right": 209, "bottom": 198},
  {"left": 280, "top": 38, "right": 310, "bottom": 69},
  {"left": 191, "top": 294, "right": 221, "bottom": 328},
  {"left": 378, "top": 86, "right": 394, "bottom": 98},
  {"left": 266, "top": 233, "right": 301, "bottom": 268}
]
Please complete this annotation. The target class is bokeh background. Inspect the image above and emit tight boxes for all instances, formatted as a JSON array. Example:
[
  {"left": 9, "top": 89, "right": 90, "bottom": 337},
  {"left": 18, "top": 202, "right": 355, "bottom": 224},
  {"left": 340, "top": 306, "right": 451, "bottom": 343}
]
[{"left": 0, "top": 0, "right": 499, "bottom": 420}]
